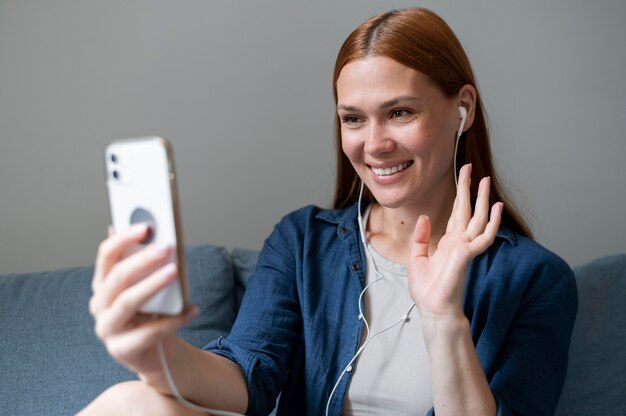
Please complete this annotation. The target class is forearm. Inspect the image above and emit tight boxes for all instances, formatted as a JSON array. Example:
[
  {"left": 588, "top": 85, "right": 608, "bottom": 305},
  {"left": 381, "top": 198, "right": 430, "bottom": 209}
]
[
  {"left": 423, "top": 316, "right": 496, "bottom": 416},
  {"left": 141, "top": 336, "right": 248, "bottom": 413}
]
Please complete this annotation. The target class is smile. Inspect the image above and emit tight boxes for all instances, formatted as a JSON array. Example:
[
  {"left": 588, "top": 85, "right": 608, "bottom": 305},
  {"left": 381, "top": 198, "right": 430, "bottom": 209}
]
[{"left": 370, "top": 161, "right": 413, "bottom": 176}]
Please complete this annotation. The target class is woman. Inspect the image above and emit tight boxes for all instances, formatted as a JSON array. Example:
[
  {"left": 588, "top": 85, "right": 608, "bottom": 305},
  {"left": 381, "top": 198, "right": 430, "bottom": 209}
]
[{"left": 81, "top": 8, "right": 577, "bottom": 416}]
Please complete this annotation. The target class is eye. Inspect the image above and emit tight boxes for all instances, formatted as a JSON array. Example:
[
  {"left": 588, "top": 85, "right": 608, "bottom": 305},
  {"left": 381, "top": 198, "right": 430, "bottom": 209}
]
[
  {"left": 340, "top": 115, "right": 363, "bottom": 126},
  {"left": 391, "top": 109, "right": 412, "bottom": 119}
]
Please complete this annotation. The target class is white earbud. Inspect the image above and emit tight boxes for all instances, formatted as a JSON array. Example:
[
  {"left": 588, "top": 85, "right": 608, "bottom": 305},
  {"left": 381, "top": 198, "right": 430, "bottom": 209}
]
[
  {"left": 456, "top": 106, "right": 467, "bottom": 138},
  {"left": 453, "top": 106, "right": 468, "bottom": 187}
]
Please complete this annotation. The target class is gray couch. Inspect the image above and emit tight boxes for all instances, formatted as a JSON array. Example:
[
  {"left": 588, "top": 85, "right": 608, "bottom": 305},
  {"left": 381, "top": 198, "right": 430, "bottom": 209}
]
[{"left": 1, "top": 246, "right": 624, "bottom": 415}]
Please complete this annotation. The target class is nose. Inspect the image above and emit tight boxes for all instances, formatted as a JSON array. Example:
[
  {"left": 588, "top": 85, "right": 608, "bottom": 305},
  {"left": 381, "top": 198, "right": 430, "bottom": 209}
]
[{"left": 364, "top": 122, "right": 395, "bottom": 155}]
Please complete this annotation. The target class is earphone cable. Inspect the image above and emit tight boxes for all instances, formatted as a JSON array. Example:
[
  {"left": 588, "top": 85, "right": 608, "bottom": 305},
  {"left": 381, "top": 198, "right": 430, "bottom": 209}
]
[
  {"left": 156, "top": 340, "right": 244, "bottom": 416},
  {"left": 325, "top": 182, "right": 416, "bottom": 416}
]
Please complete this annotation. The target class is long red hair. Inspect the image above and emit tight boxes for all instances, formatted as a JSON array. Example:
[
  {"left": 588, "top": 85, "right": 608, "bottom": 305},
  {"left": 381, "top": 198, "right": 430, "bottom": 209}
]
[{"left": 332, "top": 8, "right": 532, "bottom": 238}]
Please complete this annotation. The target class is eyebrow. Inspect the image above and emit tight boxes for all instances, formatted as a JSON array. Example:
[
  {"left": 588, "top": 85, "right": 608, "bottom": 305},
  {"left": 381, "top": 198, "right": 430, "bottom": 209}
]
[{"left": 337, "top": 95, "right": 423, "bottom": 112}]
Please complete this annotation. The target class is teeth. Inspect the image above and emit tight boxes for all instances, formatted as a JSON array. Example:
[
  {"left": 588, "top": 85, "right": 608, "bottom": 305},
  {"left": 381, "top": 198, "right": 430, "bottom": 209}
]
[{"left": 372, "top": 162, "right": 412, "bottom": 176}]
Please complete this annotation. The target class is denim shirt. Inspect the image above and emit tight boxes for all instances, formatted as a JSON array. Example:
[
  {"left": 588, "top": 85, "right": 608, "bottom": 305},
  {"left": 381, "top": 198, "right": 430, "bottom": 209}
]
[{"left": 204, "top": 203, "right": 578, "bottom": 416}]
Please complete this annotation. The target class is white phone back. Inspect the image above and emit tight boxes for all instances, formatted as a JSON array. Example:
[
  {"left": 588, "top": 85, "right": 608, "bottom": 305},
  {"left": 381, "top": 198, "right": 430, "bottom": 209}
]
[{"left": 105, "top": 137, "right": 185, "bottom": 315}]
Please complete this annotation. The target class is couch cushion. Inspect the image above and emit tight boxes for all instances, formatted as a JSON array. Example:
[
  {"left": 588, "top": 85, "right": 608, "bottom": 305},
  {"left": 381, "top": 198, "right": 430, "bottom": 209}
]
[
  {"left": 555, "top": 253, "right": 626, "bottom": 415},
  {"left": 0, "top": 244, "right": 235, "bottom": 416},
  {"left": 181, "top": 245, "right": 237, "bottom": 345},
  {"left": 232, "top": 247, "right": 260, "bottom": 312}
]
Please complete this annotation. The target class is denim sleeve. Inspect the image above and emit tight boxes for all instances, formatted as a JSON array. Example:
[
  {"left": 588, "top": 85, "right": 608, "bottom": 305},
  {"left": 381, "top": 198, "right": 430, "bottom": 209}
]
[
  {"left": 203, "top": 219, "right": 302, "bottom": 416},
  {"left": 490, "top": 267, "right": 578, "bottom": 415}
]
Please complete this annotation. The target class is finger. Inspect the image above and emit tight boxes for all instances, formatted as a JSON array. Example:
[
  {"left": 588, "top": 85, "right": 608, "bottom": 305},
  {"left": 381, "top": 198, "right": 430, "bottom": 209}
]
[
  {"left": 466, "top": 176, "right": 491, "bottom": 238},
  {"left": 411, "top": 215, "right": 431, "bottom": 260},
  {"left": 93, "top": 223, "right": 151, "bottom": 290},
  {"left": 95, "top": 262, "right": 178, "bottom": 338},
  {"left": 96, "top": 244, "right": 174, "bottom": 312},
  {"left": 91, "top": 244, "right": 173, "bottom": 315},
  {"left": 469, "top": 202, "right": 503, "bottom": 254},
  {"left": 447, "top": 163, "right": 472, "bottom": 232}
]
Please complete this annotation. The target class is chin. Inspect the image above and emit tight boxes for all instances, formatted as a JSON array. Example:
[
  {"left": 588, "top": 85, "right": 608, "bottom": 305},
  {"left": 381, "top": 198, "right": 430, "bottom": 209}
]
[
  {"left": 368, "top": 189, "right": 412, "bottom": 209},
  {"left": 376, "top": 199, "right": 409, "bottom": 210}
]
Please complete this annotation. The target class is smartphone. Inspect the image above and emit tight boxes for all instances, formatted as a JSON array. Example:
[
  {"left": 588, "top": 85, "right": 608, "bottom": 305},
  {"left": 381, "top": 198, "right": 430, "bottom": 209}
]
[{"left": 104, "top": 136, "right": 190, "bottom": 315}]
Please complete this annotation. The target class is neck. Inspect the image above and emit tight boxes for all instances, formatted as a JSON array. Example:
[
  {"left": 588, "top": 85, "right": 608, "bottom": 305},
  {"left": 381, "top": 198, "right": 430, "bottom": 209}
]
[
  {"left": 372, "top": 202, "right": 451, "bottom": 246},
  {"left": 364, "top": 180, "right": 456, "bottom": 264}
]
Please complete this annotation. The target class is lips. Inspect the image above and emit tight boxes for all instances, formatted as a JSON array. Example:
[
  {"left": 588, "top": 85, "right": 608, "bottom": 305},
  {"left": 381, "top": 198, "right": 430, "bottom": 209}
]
[{"left": 369, "top": 161, "right": 413, "bottom": 176}]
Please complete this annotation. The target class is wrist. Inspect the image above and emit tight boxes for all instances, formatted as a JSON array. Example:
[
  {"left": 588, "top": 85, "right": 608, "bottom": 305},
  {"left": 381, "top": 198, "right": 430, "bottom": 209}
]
[
  {"left": 419, "top": 311, "right": 470, "bottom": 347},
  {"left": 140, "top": 335, "right": 180, "bottom": 393}
]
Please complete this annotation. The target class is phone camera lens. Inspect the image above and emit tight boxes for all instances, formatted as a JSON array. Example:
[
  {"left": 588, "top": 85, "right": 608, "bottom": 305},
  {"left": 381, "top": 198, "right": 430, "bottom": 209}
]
[
  {"left": 112, "top": 170, "right": 120, "bottom": 180},
  {"left": 110, "top": 154, "right": 117, "bottom": 163}
]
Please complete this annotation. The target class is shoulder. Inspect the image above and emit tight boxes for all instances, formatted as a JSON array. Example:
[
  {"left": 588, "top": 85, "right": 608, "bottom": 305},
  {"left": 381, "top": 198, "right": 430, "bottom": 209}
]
[
  {"left": 270, "top": 204, "right": 358, "bottom": 239},
  {"left": 257, "top": 204, "right": 360, "bottom": 275},
  {"left": 506, "top": 232, "right": 571, "bottom": 278},
  {"left": 500, "top": 229, "right": 569, "bottom": 268},
  {"left": 478, "top": 227, "right": 577, "bottom": 302},
  {"left": 260, "top": 203, "right": 361, "bottom": 265},
  {"left": 466, "top": 228, "right": 578, "bottom": 338}
]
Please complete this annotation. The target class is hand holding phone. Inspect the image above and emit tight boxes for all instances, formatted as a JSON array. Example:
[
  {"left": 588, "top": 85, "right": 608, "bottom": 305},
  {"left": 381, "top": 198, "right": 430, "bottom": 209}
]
[{"left": 89, "top": 137, "right": 245, "bottom": 416}]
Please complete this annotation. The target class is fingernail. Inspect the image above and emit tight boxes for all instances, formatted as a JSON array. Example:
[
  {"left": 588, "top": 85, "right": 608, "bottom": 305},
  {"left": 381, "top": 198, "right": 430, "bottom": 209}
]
[
  {"left": 130, "top": 223, "right": 149, "bottom": 235},
  {"left": 153, "top": 244, "right": 172, "bottom": 258},
  {"left": 161, "top": 262, "right": 177, "bottom": 279}
]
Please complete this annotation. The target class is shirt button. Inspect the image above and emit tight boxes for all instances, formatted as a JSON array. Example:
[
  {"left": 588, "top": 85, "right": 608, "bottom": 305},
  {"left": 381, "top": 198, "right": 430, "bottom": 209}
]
[
  {"left": 351, "top": 263, "right": 361, "bottom": 271},
  {"left": 340, "top": 226, "right": 349, "bottom": 233},
  {"left": 346, "top": 365, "right": 353, "bottom": 372}
]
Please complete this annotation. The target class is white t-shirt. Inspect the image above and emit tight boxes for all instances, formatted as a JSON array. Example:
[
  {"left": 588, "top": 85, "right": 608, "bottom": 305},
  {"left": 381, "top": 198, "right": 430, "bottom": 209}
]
[{"left": 342, "top": 208, "right": 432, "bottom": 415}]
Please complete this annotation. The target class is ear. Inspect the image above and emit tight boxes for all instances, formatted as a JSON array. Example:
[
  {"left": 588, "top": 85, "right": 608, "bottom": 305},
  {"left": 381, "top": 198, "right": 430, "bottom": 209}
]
[{"left": 457, "top": 84, "right": 477, "bottom": 133}]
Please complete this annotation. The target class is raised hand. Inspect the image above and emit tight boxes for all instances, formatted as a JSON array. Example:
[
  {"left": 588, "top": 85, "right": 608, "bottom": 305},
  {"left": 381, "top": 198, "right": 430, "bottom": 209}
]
[{"left": 407, "top": 164, "right": 503, "bottom": 323}]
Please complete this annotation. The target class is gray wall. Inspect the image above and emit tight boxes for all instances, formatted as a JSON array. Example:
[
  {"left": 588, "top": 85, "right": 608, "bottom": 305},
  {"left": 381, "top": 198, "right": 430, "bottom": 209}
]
[{"left": 1, "top": 0, "right": 625, "bottom": 274}]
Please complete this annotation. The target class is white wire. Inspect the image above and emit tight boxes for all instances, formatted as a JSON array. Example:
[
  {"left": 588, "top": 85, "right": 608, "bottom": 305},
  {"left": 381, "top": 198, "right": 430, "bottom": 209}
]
[
  {"left": 157, "top": 340, "right": 244, "bottom": 416},
  {"left": 454, "top": 129, "right": 461, "bottom": 188},
  {"left": 324, "top": 301, "right": 415, "bottom": 416},
  {"left": 325, "top": 182, "right": 416, "bottom": 416}
]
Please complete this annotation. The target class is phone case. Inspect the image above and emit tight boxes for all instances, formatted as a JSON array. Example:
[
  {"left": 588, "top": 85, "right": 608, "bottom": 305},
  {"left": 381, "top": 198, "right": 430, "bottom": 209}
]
[{"left": 104, "top": 137, "right": 189, "bottom": 315}]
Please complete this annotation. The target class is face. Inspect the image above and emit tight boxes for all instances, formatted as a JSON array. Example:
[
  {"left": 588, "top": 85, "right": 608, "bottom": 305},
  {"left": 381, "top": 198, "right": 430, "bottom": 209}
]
[{"left": 336, "top": 56, "right": 461, "bottom": 210}]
